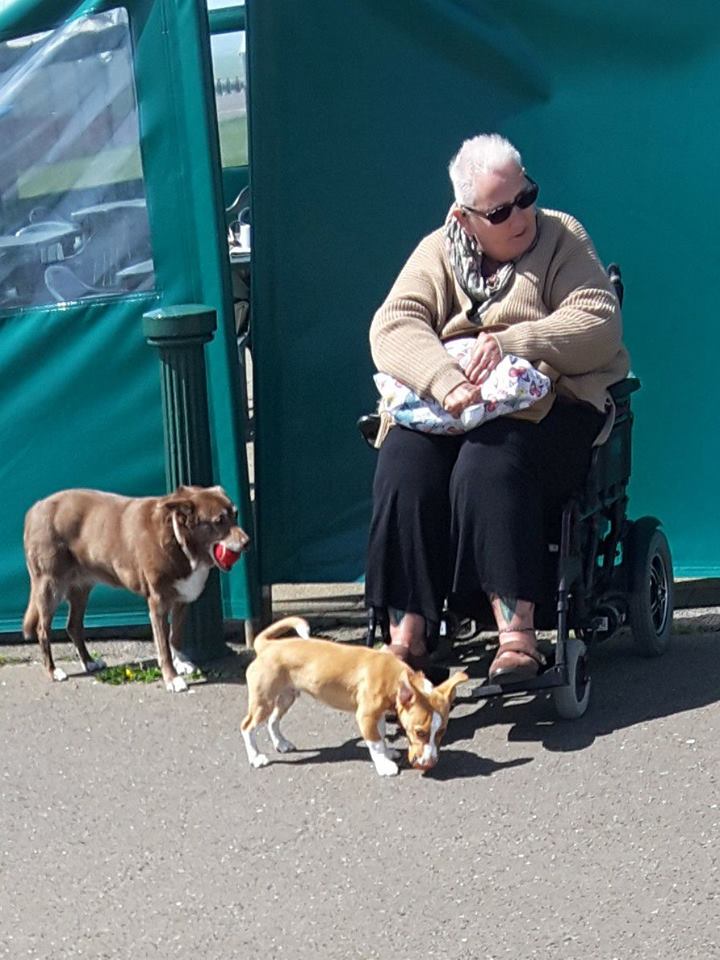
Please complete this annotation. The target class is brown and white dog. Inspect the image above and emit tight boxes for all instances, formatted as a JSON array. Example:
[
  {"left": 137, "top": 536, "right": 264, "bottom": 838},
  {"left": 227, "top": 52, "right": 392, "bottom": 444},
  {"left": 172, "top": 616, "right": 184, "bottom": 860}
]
[
  {"left": 242, "top": 617, "right": 468, "bottom": 776},
  {"left": 22, "top": 485, "right": 249, "bottom": 691}
]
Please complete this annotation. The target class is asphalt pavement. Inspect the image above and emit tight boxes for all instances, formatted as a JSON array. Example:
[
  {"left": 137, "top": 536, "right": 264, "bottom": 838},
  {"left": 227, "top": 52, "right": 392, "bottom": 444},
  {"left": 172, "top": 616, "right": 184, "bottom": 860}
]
[{"left": 2, "top": 590, "right": 720, "bottom": 960}]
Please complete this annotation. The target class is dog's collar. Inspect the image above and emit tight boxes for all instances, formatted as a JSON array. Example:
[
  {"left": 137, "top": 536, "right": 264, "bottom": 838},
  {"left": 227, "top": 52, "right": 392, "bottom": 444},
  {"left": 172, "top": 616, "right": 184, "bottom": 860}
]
[{"left": 172, "top": 514, "right": 198, "bottom": 570}]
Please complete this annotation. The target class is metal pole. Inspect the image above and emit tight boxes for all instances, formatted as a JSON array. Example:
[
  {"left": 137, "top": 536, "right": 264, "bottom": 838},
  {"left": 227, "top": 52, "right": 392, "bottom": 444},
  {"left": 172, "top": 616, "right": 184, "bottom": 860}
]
[{"left": 142, "top": 304, "right": 225, "bottom": 660}]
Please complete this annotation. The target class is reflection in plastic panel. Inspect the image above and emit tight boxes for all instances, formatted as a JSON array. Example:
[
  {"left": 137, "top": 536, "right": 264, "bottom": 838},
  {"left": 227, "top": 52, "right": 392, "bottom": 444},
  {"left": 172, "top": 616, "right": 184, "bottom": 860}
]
[
  {"left": 210, "top": 28, "right": 247, "bottom": 169},
  {"left": 0, "top": 8, "right": 155, "bottom": 309}
]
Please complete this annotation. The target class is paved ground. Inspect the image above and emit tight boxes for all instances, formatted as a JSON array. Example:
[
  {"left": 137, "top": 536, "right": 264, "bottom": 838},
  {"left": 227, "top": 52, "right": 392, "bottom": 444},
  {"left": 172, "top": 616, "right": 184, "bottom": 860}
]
[{"left": 2, "top": 591, "right": 720, "bottom": 960}]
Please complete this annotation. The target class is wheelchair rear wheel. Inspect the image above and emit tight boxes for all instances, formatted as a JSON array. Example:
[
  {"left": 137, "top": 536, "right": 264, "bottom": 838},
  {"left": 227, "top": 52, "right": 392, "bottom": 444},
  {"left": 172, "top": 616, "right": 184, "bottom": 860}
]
[
  {"left": 552, "top": 638, "right": 591, "bottom": 719},
  {"left": 627, "top": 518, "right": 674, "bottom": 657}
]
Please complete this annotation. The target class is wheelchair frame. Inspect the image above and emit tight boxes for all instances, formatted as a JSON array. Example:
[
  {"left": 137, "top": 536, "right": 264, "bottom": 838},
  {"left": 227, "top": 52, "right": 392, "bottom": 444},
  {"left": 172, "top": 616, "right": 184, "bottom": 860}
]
[{"left": 361, "top": 264, "right": 674, "bottom": 719}]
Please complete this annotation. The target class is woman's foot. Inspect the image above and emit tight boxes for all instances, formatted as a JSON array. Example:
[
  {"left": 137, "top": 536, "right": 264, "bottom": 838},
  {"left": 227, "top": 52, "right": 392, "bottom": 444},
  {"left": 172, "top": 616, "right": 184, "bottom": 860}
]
[
  {"left": 387, "top": 609, "right": 426, "bottom": 664},
  {"left": 386, "top": 610, "right": 449, "bottom": 685},
  {"left": 488, "top": 628, "right": 546, "bottom": 684},
  {"left": 488, "top": 595, "right": 544, "bottom": 685},
  {"left": 386, "top": 644, "right": 450, "bottom": 685},
  {"left": 387, "top": 642, "right": 415, "bottom": 665}
]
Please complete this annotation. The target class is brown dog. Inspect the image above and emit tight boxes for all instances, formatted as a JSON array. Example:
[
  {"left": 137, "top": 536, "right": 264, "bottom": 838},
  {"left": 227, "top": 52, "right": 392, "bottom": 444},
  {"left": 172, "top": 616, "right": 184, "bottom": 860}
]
[
  {"left": 23, "top": 485, "right": 249, "bottom": 691},
  {"left": 242, "top": 617, "right": 468, "bottom": 775}
]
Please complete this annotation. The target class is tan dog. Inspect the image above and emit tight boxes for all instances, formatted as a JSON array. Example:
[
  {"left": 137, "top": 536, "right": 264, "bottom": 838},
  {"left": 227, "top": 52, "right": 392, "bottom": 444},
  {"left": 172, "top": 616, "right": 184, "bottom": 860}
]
[
  {"left": 241, "top": 617, "right": 468, "bottom": 776},
  {"left": 23, "top": 485, "right": 249, "bottom": 691}
]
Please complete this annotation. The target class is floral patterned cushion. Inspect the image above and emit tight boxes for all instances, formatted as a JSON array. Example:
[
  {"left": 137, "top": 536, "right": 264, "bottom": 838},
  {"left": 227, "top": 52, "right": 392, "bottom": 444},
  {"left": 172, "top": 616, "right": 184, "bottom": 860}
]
[{"left": 374, "top": 338, "right": 551, "bottom": 435}]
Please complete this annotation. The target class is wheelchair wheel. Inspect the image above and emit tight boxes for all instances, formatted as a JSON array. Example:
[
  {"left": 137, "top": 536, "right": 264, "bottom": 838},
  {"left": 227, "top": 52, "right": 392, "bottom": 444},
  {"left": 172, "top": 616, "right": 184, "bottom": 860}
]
[
  {"left": 627, "top": 519, "right": 674, "bottom": 657},
  {"left": 552, "top": 638, "right": 591, "bottom": 720}
]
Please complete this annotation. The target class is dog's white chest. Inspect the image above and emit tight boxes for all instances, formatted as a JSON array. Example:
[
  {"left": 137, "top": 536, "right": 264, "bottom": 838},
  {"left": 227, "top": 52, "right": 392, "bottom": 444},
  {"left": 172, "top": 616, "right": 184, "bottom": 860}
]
[{"left": 173, "top": 566, "right": 210, "bottom": 603}]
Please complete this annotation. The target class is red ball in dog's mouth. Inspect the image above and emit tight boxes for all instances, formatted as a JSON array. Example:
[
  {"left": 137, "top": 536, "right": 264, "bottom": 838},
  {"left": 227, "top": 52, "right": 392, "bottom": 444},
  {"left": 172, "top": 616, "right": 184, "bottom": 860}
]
[{"left": 213, "top": 542, "right": 242, "bottom": 571}]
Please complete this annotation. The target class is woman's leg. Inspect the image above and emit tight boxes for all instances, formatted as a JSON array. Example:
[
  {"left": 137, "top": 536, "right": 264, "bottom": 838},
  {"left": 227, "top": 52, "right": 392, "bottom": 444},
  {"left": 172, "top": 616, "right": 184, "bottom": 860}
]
[
  {"left": 450, "top": 418, "right": 546, "bottom": 607},
  {"left": 487, "top": 596, "right": 546, "bottom": 683},
  {"left": 449, "top": 399, "right": 604, "bottom": 682},
  {"left": 387, "top": 610, "right": 426, "bottom": 659},
  {"left": 365, "top": 427, "right": 459, "bottom": 662},
  {"left": 449, "top": 417, "right": 546, "bottom": 680},
  {"left": 489, "top": 595, "right": 535, "bottom": 634}
]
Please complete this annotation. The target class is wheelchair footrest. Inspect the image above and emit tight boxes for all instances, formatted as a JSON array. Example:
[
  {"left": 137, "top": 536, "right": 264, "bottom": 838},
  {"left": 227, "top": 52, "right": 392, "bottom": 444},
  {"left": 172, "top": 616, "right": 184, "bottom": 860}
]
[{"left": 468, "top": 663, "right": 569, "bottom": 700}]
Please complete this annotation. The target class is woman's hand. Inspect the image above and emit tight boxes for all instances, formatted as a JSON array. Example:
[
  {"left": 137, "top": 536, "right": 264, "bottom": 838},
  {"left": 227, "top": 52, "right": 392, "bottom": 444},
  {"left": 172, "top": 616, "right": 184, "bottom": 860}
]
[
  {"left": 465, "top": 333, "right": 502, "bottom": 385},
  {"left": 443, "top": 380, "right": 484, "bottom": 418}
]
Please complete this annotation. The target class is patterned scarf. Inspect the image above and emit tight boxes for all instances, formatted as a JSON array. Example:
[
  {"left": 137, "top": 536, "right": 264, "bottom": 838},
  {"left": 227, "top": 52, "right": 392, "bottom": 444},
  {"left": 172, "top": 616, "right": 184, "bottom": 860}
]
[{"left": 443, "top": 207, "right": 516, "bottom": 322}]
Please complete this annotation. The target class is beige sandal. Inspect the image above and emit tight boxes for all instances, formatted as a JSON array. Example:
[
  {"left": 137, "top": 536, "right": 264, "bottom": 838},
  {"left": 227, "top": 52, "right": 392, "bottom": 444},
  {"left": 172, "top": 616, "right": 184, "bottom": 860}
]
[{"left": 488, "top": 628, "right": 546, "bottom": 685}]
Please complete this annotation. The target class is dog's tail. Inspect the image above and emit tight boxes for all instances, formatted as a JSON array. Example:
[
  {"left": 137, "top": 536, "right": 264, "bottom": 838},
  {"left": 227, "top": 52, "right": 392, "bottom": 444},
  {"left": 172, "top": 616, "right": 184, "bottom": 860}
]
[{"left": 253, "top": 616, "right": 311, "bottom": 654}]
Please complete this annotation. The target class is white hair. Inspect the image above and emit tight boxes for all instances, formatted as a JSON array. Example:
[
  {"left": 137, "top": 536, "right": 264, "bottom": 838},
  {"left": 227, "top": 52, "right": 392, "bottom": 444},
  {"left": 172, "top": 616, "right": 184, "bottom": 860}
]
[{"left": 448, "top": 133, "right": 524, "bottom": 206}]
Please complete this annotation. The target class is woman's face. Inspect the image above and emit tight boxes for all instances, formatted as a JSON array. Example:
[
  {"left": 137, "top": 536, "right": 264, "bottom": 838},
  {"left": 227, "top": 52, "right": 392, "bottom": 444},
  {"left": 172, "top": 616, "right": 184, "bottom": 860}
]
[{"left": 458, "top": 161, "right": 538, "bottom": 263}]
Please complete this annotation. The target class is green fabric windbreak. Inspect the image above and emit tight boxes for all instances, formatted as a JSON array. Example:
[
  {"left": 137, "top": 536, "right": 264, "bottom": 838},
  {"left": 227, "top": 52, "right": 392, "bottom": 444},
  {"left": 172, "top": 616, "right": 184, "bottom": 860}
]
[
  {"left": 0, "top": 0, "right": 255, "bottom": 632},
  {"left": 0, "top": 303, "right": 165, "bottom": 630},
  {"left": 248, "top": 0, "right": 545, "bottom": 583},
  {"left": 248, "top": 0, "right": 720, "bottom": 582}
]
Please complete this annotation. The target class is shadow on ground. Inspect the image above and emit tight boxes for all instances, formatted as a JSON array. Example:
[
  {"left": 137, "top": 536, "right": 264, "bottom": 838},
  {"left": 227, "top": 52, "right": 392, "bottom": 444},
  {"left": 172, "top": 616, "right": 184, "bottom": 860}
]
[
  {"left": 250, "top": 734, "right": 532, "bottom": 782},
  {"left": 6, "top": 613, "right": 719, "bottom": 767},
  {"left": 446, "top": 628, "right": 720, "bottom": 753}
]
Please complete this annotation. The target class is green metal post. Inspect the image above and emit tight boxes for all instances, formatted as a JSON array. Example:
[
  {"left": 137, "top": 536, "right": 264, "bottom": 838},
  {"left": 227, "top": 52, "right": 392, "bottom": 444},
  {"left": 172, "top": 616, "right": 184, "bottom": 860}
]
[{"left": 142, "top": 304, "right": 225, "bottom": 660}]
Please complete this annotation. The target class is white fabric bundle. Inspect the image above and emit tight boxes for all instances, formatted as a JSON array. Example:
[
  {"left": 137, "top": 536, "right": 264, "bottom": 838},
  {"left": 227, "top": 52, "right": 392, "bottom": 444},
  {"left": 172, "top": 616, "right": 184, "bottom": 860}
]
[{"left": 374, "top": 337, "right": 551, "bottom": 435}]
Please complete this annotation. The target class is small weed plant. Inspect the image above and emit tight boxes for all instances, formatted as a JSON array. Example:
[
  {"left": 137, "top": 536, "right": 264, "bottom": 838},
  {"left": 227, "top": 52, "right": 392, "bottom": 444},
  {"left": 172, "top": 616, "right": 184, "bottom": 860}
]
[{"left": 97, "top": 663, "right": 203, "bottom": 685}]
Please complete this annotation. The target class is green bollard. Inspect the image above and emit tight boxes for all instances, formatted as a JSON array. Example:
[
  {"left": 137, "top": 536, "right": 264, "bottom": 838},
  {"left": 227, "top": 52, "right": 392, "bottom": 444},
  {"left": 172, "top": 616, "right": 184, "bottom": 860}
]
[{"left": 142, "top": 304, "right": 225, "bottom": 661}]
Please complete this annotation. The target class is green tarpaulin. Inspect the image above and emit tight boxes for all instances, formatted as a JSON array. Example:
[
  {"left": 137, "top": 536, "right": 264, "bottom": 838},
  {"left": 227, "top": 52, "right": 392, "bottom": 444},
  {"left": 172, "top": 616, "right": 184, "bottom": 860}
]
[{"left": 248, "top": 0, "right": 720, "bottom": 582}]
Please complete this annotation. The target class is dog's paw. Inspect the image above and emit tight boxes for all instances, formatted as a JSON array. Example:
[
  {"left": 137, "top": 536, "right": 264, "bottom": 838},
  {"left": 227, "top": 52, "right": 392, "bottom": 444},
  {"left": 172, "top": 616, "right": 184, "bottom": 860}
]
[
  {"left": 172, "top": 653, "right": 197, "bottom": 676},
  {"left": 166, "top": 676, "right": 189, "bottom": 693},
  {"left": 273, "top": 737, "right": 296, "bottom": 754},
  {"left": 367, "top": 740, "right": 401, "bottom": 776},
  {"left": 250, "top": 753, "right": 269, "bottom": 768},
  {"left": 52, "top": 667, "right": 68, "bottom": 682},
  {"left": 374, "top": 757, "right": 400, "bottom": 777},
  {"left": 84, "top": 658, "right": 106, "bottom": 674}
]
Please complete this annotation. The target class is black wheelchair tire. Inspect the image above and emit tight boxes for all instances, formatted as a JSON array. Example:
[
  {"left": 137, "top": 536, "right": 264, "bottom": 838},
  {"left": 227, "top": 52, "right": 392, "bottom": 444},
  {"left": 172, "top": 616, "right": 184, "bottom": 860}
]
[
  {"left": 552, "top": 638, "right": 591, "bottom": 720},
  {"left": 627, "top": 519, "right": 674, "bottom": 657}
]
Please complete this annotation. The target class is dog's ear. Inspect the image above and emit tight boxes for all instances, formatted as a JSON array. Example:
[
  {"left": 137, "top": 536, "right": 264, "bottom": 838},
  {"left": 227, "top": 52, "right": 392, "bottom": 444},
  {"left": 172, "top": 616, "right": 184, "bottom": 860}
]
[
  {"left": 433, "top": 671, "right": 469, "bottom": 704},
  {"left": 396, "top": 671, "right": 416, "bottom": 708},
  {"left": 163, "top": 498, "right": 196, "bottom": 527}
]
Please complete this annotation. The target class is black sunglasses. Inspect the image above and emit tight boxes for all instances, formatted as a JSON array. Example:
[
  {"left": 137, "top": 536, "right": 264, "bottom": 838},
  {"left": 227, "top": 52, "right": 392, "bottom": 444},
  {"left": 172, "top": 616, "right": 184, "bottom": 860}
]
[{"left": 462, "top": 176, "right": 539, "bottom": 225}]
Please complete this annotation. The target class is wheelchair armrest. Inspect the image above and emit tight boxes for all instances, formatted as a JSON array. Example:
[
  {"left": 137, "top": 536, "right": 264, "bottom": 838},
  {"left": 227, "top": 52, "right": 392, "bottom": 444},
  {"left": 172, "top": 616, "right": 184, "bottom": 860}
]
[
  {"left": 608, "top": 377, "right": 640, "bottom": 402},
  {"left": 358, "top": 413, "right": 381, "bottom": 448}
]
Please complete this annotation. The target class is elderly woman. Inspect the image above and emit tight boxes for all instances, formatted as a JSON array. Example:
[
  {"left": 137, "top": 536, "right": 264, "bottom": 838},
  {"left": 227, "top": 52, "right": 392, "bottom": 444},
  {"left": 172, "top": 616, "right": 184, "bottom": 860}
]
[{"left": 365, "top": 133, "right": 629, "bottom": 684}]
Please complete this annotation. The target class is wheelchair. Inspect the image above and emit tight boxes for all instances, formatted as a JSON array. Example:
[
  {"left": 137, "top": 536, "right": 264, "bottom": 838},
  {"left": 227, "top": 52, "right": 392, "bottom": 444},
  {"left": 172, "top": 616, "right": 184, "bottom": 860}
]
[{"left": 359, "top": 264, "right": 674, "bottom": 719}]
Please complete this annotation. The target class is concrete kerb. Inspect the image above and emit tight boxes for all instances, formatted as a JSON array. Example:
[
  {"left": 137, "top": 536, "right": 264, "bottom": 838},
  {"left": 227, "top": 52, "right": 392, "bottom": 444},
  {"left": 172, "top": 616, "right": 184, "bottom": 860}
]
[
  {"left": 0, "top": 580, "right": 718, "bottom": 675},
  {"left": 0, "top": 582, "right": 368, "bottom": 673}
]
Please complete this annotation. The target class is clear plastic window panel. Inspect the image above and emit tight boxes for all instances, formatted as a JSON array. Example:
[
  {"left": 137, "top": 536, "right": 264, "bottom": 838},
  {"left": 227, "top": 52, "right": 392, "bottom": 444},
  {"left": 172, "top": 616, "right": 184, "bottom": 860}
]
[
  {"left": 210, "top": 29, "right": 247, "bottom": 169},
  {"left": 0, "top": 8, "right": 155, "bottom": 309}
]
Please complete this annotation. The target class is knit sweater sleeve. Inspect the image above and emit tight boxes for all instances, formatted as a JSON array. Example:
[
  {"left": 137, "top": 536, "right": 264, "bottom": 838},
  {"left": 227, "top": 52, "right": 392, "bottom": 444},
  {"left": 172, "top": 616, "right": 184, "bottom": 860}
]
[
  {"left": 493, "top": 215, "right": 622, "bottom": 375},
  {"left": 369, "top": 232, "right": 467, "bottom": 404}
]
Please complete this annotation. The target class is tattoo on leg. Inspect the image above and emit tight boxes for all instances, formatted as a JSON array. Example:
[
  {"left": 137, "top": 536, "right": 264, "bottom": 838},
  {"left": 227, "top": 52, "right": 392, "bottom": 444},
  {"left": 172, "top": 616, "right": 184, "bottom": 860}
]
[
  {"left": 495, "top": 595, "right": 518, "bottom": 625},
  {"left": 388, "top": 607, "right": 406, "bottom": 627},
  {"left": 490, "top": 594, "right": 535, "bottom": 634}
]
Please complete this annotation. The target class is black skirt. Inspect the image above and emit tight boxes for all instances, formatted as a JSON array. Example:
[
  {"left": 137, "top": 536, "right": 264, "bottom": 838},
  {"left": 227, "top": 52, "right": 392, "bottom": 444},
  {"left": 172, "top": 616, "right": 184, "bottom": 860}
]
[{"left": 364, "top": 398, "right": 604, "bottom": 623}]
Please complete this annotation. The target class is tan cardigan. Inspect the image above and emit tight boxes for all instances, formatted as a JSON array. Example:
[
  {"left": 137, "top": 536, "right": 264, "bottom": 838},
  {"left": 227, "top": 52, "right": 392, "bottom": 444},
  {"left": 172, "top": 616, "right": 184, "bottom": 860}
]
[{"left": 370, "top": 209, "right": 630, "bottom": 432}]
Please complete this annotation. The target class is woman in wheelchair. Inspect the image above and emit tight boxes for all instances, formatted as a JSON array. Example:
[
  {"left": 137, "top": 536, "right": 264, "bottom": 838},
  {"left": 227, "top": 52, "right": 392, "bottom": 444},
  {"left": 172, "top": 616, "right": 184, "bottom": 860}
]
[{"left": 365, "top": 133, "right": 630, "bottom": 686}]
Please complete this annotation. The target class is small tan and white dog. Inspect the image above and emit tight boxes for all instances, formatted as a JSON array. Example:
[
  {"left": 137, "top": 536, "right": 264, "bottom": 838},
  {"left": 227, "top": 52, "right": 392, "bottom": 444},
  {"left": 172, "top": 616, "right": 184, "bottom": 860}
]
[{"left": 241, "top": 617, "right": 468, "bottom": 776}]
